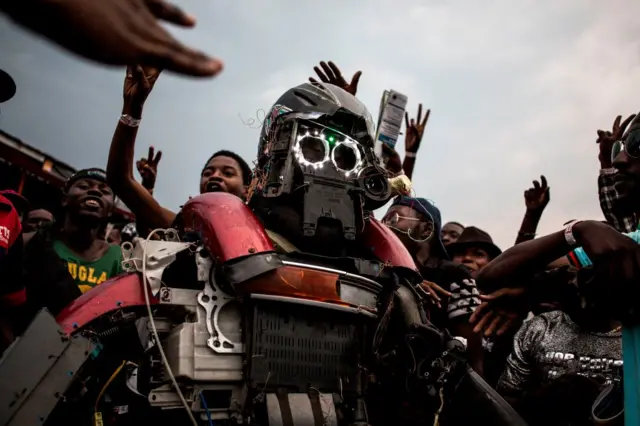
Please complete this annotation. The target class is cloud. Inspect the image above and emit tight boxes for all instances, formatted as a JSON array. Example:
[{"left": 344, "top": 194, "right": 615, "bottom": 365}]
[{"left": 2, "top": 0, "right": 640, "bottom": 250}]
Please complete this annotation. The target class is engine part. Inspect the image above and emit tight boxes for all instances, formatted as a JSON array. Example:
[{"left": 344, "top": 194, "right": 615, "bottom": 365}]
[
  {"left": 247, "top": 294, "right": 370, "bottom": 394},
  {"left": 121, "top": 236, "right": 191, "bottom": 296},
  {"left": 148, "top": 284, "right": 244, "bottom": 418},
  {"left": 0, "top": 309, "right": 95, "bottom": 426},
  {"left": 164, "top": 289, "right": 244, "bottom": 381},
  {"left": 196, "top": 248, "right": 243, "bottom": 354},
  {"left": 265, "top": 392, "right": 338, "bottom": 426}
]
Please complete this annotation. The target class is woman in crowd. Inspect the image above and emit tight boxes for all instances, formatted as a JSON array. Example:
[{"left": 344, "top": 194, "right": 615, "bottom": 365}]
[{"left": 448, "top": 226, "right": 502, "bottom": 281}]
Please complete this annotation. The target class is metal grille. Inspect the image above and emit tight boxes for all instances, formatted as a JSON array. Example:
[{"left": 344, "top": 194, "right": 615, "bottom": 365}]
[{"left": 248, "top": 299, "right": 364, "bottom": 393}]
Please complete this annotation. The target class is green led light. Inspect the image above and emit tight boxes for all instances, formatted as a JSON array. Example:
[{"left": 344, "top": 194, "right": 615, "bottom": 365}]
[{"left": 328, "top": 135, "right": 335, "bottom": 143}]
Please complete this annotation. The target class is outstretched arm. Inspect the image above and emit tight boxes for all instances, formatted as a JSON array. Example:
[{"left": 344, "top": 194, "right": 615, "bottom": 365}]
[{"left": 107, "top": 66, "right": 176, "bottom": 230}]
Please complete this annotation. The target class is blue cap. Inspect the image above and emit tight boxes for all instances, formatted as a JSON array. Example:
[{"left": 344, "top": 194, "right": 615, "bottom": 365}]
[{"left": 391, "top": 196, "right": 449, "bottom": 260}]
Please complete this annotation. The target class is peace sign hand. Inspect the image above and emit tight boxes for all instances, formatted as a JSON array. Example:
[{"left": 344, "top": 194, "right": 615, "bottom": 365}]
[
  {"left": 524, "top": 175, "right": 550, "bottom": 213},
  {"left": 404, "top": 104, "right": 431, "bottom": 155},
  {"left": 136, "top": 146, "right": 163, "bottom": 190},
  {"left": 597, "top": 114, "right": 636, "bottom": 167},
  {"left": 309, "top": 61, "right": 362, "bottom": 96}
]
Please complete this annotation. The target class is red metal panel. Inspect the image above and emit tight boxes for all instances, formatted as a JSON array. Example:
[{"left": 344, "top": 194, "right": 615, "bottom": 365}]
[
  {"left": 362, "top": 217, "right": 418, "bottom": 271},
  {"left": 56, "top": 273, "right": 155, "bottom": 335},
  {"left": 181, "top": 193, "right": 275, "bottom": 262}
]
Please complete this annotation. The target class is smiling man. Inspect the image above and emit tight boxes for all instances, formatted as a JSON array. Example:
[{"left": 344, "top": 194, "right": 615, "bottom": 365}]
[{"left": 51, "top": 168, "right": 123, "bottom": 293}]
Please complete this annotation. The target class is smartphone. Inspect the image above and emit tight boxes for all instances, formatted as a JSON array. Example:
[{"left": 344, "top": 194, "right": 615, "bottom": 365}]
[{"left": 374, "top": 90, "right": 408, "bottom": 164}]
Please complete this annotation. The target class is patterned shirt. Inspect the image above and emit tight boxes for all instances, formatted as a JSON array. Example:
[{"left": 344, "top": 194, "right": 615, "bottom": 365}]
[
  {"left": 497, "top": 310, "right": 622, "bottom": 397},
  {"left": 420, "top": 260, "right": 481, "bottom": 327},
  {"left": 566, "top": 229, "right": 640, "bottom": 425},
  {"left": 598, "top": 168, "right": 637, "bottom": 232}
]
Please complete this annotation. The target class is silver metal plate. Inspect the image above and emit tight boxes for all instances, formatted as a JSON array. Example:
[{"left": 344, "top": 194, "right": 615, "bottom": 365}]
[
  {"left": 195, "top": 250, "right": 243, "bottom": 354},
  {"left": 0, "top": 309, "right": 95, "bottom": 426},
  {"left": 0, "top": 310, "right": 68, "bottom": 425},
  {"left": 8, "top": 335, "right": 95, "bottom": 426}
]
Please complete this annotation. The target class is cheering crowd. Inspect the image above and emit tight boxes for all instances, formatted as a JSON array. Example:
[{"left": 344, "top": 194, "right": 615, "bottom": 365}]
[{"left": 1, "top": 1, "right": 640, "bottom": 425}]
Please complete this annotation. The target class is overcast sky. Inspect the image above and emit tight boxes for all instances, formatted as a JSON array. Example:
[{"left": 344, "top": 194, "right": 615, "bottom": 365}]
[{"left": 1, "top": 0, "right": 640, "bottom": 249}]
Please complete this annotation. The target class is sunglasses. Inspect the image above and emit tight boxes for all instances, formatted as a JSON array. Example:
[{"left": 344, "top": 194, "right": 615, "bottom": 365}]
[{"left": 612, "top": 127, "right": 640, "bottom": 162}]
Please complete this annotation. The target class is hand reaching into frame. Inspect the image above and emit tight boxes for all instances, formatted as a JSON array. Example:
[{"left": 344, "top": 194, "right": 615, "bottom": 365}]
[
  {"left": 418, "top": 280, "right": 453, "bottom": 309},
  {"left": 470, "top": 287, "right": 529, "bottom": 337},
  {"left": 2, "top": 0, "right": 223, "bottom": 77}
]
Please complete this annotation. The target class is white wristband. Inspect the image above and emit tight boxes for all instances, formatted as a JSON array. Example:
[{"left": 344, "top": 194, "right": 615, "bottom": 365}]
[
  {"left": 120, "top": 114, "right": 141, "bottom": 128},
  {"left": 564, "top": 220, "right": 581, "bottom": 247},
  {"left": 405, "top": 151, "right": 417, "bottom": 158}
]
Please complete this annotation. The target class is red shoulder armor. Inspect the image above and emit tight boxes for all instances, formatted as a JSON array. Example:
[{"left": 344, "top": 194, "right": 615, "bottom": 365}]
[
  {"left": 180, "top": 193, "right": 275, "bottom": 263},
  {"left": 56, "top": 273, "right": 154, "bottom": 335},
  {"left": 362, "top": 217, "right": 419, "bottom": 272}
]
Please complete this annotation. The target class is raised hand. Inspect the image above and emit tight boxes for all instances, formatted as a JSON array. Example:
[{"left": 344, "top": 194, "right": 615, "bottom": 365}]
[
  {"left": 404, "top": 104, "right": 431, "bottom": 154},
  {"left": 3, "top": 0, "right": 223, "bottom": 78},
  {"left": 124, "top": 65, "right": 162, "bottom": 106},
  {"left": 597, "top": 114, "right": 635, "bottom": 167},
  {"left": 309, "top": 61, "right": 362, "bottom": 96},
  {"left": 136, "top": 146, "right": 163, "bottom": 190},
  {"left": 524, "top": 175, "right": 550, "bottom": 213}
]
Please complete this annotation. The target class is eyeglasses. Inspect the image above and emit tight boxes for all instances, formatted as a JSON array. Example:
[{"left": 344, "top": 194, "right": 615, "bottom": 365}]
[
  {"left": 382, "top": 212, "right": 423, "bottom": 227},
  {"left": 382, "top": 212, "right": 434, "bottom": 243},
  {"left": 612, "top": 128, "right": 640, "bottom": 162}
]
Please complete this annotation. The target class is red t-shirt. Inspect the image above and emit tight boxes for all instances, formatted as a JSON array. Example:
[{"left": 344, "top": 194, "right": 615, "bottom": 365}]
[{"left": 0, "top": 194, "right": 25, "bottom": 307}]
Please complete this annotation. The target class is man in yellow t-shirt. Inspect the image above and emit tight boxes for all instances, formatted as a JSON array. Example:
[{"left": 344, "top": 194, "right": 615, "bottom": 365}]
[{"left": 50, "top": 168, "right": 123, "bottom": 293}]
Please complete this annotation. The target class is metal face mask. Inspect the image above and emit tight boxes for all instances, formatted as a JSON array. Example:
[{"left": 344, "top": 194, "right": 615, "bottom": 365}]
[{"left": 257, "top": 112, "right": 391, "bottom": 241}]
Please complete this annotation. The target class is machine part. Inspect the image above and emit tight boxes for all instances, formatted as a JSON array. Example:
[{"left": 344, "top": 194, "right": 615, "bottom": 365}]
[
  {"left": 451, "top": 336, "right": 468, "bottom": 350},
  {"left": 56, "top": 273, "right": 150, "bottom": 335},
  {"left": 250, "top": 294, "right": 376, "bottom": 319},
  {"left": 360, "top": 218, "right": 421, "bottom": 275},
  {"left": 180, "top": 192, "right": 276, "bottom": 262},
  {"left": 281, "top": 260, "right": 382, "bottom": 311},
  {"left": 248, "top": 297, "right": 368, "bottom": 394},
  {"left": 0, "top": 309, "right": 95, "bottom": 426},
  {"left": 163, "top": 297, "right": 244, "bottom": 382},
  {"left": 196, "top": 249, "right": 243, "bottom": 354},
  {"left": 265, "top": 393, "right": 338, "bottom": 426},
  {"left": 157, "top": 288, "right": 201, "bottom": 306},
  {"left": 121, "top": 237, "right": 191, "bottom": 295},
  {"left": 149, "top": 384, "right": 245, "bottom": 422},
  {"left": 221, "top": 252, "right": 283, "bottom": 286},
  {"left": 443, "top": 366, "right": 528, "bottom": 426}
]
